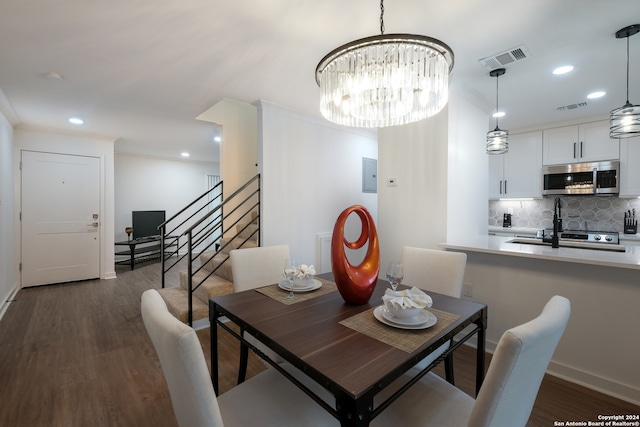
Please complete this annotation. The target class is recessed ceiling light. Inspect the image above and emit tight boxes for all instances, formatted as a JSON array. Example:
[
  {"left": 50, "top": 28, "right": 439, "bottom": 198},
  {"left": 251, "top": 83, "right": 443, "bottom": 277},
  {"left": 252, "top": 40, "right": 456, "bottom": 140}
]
[
  {"left": 553, "top": 65, "right": 574, "bottom": 75},
  {"left": 587, "top": 91, "right": 605, "bottom": 99},
  {"left": 492, "top": 111, "right": 505, "bottom": 118},
  {"left": 213, "top": 136, "right": 221, "bottom": 142},
  {"left": 45, "top": 71, "right": 63, "bottom": 81},
  {"left": 69, "top": 117, "right": 84, "bottom": 125},
  {"left": 181, "top": 152, "right": 190, "bottom": 157}
]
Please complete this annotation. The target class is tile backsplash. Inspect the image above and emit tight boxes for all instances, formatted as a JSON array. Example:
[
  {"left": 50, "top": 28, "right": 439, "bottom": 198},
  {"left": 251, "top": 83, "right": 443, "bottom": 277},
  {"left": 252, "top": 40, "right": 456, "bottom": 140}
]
[{"left": 489, "top": 196, "right": 640, "bottom": 232}]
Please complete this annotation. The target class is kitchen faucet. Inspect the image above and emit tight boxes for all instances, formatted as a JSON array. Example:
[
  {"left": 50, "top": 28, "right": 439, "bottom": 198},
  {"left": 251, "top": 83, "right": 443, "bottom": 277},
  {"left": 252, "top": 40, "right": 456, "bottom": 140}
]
[{"left": 552, "top": 197, "right": 562, "bottom": 248}]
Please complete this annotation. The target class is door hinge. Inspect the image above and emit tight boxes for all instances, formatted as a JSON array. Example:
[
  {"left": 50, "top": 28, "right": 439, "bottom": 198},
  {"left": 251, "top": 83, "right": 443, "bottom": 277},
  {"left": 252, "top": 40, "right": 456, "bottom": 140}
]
[
  {"left": 19, "top": 263, "right": 22, "bottom": 272},
  {"left": 19, "top": 212, "right": 22, "bottom": 221}
]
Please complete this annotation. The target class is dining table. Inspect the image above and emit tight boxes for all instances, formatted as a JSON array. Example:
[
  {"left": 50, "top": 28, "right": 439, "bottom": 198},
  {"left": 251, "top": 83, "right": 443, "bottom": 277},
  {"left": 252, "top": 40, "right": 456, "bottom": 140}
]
[{"left": 209, "top": 272, "right": 488, "bottom": 427}]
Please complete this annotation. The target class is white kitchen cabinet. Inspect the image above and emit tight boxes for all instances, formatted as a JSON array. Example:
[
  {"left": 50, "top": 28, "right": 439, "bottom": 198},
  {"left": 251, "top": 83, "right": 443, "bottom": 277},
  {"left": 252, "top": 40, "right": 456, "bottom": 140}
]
[
  {"left": 619, "top": 135, "right": 640, "bottom": 196},
  {"left": 489, "top": 131, "right": 543, "bottom": 199},
  {"left": 542, "top": 120, "right": 619, "bottom": 165}
]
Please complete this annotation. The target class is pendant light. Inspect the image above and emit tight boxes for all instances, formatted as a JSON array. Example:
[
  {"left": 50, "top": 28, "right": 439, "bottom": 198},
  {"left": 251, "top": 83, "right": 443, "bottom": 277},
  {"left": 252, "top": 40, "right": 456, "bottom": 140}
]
[
  {"left": 315, "top": 0, "right": 454, "bottom": 128},
  {"left": 486, "top": 68, "right": 509, "bottom": 154},
  {"left": 610, "top": 24, "right": 640, "bottom": 139}
]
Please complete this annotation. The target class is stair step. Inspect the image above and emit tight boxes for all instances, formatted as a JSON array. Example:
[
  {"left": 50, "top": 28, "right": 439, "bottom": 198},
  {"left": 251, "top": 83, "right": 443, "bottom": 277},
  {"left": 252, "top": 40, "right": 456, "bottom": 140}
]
[
  {"left": 199, "top": 252, "right": 234, "bottom": 282},
  {"left": 180, "top": 268, "right": 234, "bottom": 295},
  {"left": 156, "top": 287, "right": 209, "bottom": 324}
]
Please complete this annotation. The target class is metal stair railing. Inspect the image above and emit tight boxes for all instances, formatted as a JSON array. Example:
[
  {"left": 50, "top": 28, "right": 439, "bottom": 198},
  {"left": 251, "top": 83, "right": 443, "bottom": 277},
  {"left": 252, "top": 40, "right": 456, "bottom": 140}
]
[{"left": 158, "top": 174, "right": 260, "bottom": 325}]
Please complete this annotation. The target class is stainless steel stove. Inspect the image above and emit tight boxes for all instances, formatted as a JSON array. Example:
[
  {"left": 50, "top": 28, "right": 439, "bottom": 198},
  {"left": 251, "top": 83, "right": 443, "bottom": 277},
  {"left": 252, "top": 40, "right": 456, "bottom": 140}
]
[{"left": 538, "top": 229, "right": 619, "bottom": 244}]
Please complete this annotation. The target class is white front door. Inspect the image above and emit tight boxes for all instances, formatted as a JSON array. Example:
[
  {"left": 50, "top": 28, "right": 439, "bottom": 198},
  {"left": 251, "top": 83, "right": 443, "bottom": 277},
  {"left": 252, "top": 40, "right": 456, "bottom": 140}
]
[{"left": 21, "top": 151, "right": 101, "bottom": 287}]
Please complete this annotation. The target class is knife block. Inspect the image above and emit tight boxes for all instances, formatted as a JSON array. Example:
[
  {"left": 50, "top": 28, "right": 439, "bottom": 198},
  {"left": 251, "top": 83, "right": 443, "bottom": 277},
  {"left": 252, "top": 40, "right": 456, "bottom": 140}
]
[{"left": 624, "top": 224, "right": 637, "bottom": 234}]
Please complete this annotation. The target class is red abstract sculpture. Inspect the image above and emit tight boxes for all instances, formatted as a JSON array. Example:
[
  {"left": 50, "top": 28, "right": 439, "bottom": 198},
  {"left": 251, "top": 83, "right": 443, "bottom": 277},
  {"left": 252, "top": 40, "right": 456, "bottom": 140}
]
[{"left": 331, "top": 205, "right": 380, "bottom": 305}]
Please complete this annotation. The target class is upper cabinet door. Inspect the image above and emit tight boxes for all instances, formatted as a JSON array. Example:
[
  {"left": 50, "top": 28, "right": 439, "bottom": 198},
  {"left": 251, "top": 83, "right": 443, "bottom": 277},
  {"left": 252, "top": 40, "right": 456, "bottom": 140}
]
[
  {"left": 578, "top": 120, "right": 619, "bottom": 163},
  {"left": 503, "top": 131, "right": 543, "bottom": 198},
  {"left": 619, "top": 136, "right": 640, "bottom": 196},
  {"left": 543, "top": 120, "right": 619, "bottom": 165},
  {"left": 543, "top": 125, "right": 577, "bottom": 165}
]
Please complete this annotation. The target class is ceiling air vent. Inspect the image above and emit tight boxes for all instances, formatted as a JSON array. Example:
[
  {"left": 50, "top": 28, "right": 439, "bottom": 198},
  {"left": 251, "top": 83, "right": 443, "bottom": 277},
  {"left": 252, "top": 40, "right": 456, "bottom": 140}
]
[
  {"left": 557, "top": 102, "right": 588, "bottom": 111},
  {"left": 479, "top": 45, "right": 530, "bottom": 70}
]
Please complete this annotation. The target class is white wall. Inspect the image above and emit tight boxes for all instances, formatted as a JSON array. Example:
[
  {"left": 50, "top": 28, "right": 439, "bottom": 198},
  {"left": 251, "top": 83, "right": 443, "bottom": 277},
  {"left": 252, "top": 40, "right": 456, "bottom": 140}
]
[
  {"left": 258, "top": 101, "right": 378, "bottom": 269},
  {"left": 13, "top": 128, "right": 116, "bottom": 280},
  {"left": 377, "top": 88, "right": 488, "bottom": 271},
  {"left": 0, "top": 111, "right": 15, "bottom": 312},
  {"left": 446, "top": 86, "right": 490, "bottom": 240},
  {"left": 114, "top": 153, "right": 220, "bottom": 242},
  {"left": 197, "top": 99, "right": 258, "bottom": 239},
  {"left": 377, "top": 107, "right": 449, "bottom": 266},
  {"left": 197, "top": 98, "right": 258, "bottom": 199}
]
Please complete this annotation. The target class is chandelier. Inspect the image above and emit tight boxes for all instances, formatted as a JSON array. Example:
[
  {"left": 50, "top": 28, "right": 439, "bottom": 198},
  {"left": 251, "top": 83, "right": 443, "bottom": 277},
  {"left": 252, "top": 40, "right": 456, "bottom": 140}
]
[
  {"left": 610, "top": 24, "right": 640, "bottom": 139},
  {"left": 315, "top": 0, "right": 454, "bottom": 128},
  {"left": 486, "top": 68, "right": 509, "bottom": 154}
]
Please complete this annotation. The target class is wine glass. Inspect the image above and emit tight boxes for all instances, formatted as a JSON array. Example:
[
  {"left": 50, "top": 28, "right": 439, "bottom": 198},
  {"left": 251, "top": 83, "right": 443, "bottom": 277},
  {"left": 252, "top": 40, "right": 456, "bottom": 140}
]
[
  {"left": 283, "top": 258, "right": 300, "bottom": 301},
  {"left": 386, "top": 261, "right": 404, "bottom": 291}
]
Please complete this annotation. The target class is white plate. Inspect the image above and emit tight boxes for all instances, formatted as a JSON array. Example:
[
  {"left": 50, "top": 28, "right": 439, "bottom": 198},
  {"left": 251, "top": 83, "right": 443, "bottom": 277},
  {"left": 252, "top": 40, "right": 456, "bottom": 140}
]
[
  {"left": 382, "top": 309, "right": 430, "bottom": 326},
  {"left": 278, "top": 279, "right": 322, "bottom": 293},
  {"left": 373, "top": 306, "right": 437, "bottom": 330}
]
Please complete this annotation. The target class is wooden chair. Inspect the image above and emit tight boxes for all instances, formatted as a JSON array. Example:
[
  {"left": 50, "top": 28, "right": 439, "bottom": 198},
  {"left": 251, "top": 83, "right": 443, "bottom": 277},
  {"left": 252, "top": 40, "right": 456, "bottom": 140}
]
[
  {"left": 401, "top": 246, "right": 467, "bottom": 382},
  {"left": 373, "top": 295, "right": 571, "bottom": 427},
  {"left": 141, "top": 289, "right": 334, "bottom": 427}
]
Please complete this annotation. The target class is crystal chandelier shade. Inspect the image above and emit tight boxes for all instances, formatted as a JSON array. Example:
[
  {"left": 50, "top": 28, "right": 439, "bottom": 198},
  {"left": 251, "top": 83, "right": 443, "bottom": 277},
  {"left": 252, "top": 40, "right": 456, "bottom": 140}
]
[
  {"left": 610, "top": 24, "right": 640, "bottom": 139},
  {"left": 315, "top": 1, "right": 454, "bottom": 128},
  {"left": 316, "top": 35, "right": 453, "bottom": 128}
]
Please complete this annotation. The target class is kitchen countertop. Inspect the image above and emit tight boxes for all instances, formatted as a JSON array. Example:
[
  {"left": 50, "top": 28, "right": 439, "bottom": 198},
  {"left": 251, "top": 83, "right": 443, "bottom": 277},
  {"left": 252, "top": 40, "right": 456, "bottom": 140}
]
[
  {"left": 442, "top": 234, "right": 640, "bottom": 270},
  {"left": 488, "top": 226, "right": 640, "bottom": 242}
]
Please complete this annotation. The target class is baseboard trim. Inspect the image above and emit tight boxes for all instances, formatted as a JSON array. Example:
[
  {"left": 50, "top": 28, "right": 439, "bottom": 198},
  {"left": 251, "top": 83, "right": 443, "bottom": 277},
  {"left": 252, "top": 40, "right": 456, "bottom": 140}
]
[
  {"left": 0, "top": 285, "right": 20, "bottom": 323},
  {"left": 460, "top": 334, "right": 640, "bottom": 407},
  {"left": 547, "top": 360, "right": 640, "bottom": 407}
]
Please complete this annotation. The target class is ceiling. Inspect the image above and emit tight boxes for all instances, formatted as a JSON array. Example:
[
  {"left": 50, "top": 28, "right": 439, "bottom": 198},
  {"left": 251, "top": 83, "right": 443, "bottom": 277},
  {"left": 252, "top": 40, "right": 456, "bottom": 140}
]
[{"left": 1, "top": 1, "right": 639, "bottom": 163}]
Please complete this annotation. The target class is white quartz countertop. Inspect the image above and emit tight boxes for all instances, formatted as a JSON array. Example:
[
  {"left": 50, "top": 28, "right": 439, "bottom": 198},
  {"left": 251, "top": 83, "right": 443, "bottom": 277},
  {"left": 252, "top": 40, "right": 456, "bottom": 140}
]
[
  {"left": 442, "top": 234, "right": 640, "bottom": 270},
  {"left": 487, "top": 226, "right": 640, "bottom": 242}
]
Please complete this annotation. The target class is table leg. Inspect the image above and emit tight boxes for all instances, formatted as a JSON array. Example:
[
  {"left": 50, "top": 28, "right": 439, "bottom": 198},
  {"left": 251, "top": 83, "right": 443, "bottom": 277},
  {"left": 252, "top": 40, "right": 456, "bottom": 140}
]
[
  {"left": 210, "top": 303, "right": 219, "bottom": 395},
  {"left": 237, "top": 325, "right": 248, "bottom": 384},
  {"left": 475, "top": 308, "right": 488, "bottom": 396},
  {"left": 444, "top": 351, "right": 455, "bottom": 385},
  {"left": 336, "top": 392, "right": 372, "bottom": 427},
  {"left": 129, "top": 243, "right": 135, "bottom": 270}
]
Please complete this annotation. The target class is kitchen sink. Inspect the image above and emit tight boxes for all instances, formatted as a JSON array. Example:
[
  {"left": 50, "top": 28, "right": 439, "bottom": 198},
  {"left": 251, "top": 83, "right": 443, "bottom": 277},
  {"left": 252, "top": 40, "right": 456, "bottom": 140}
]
[{"left": 507, "top": 237, "right": 626, "bottom": 252}]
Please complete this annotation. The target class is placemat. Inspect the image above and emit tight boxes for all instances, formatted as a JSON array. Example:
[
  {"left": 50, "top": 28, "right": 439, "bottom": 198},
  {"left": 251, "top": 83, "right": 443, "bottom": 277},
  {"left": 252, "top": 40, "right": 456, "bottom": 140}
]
[
  {"left": 255, "top": 277, "right": 338, "bottom": 305},
  {"left": 339, "top": 307, "right": 460, "bottom": 353}
]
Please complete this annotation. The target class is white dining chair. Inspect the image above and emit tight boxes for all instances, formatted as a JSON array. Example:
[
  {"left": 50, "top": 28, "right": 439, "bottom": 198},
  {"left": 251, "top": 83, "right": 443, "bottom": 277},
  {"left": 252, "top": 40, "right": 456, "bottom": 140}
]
[
  {"left": 141, "top": 289, "right": 334, "bottom": 427},
  {"left": 373, "top": 295, "right": 571, "bottom": 427},
  {"left": 401, "top": 246, "right": 467, "bottom": 297},
  {"left": 229, "top": 244, "right": 290, "bottom": 292},
  {"left": 229, "top": 244, "right": 290, "bottom": 381},
  {"left": 401, "top": 246, "right": 467, "bottom": 382}
]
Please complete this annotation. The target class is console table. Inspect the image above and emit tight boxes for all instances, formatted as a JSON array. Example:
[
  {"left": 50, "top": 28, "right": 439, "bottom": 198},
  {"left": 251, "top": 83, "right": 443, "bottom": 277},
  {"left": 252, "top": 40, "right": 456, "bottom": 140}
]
[{"left": 115, "top": 236, "right": 178, "bottom": 270}]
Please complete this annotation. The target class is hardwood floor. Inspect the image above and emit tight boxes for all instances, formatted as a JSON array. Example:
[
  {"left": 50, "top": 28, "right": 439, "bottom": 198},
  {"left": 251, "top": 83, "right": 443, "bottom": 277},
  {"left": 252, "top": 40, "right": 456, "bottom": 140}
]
[{"left": 0, "top": 260, "right": 637, "bottom": 426}]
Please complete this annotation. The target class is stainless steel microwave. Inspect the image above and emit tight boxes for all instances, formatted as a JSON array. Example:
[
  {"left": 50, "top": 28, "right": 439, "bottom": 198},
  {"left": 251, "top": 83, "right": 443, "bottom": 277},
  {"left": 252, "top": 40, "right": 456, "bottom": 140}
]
[{"left": 542, "top": 160, "right": 619, "bottom": 195}]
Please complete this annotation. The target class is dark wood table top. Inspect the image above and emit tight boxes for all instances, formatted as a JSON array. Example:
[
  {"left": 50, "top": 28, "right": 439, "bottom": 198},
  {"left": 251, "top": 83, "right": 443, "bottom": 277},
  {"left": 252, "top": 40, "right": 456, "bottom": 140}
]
[{"left": 211, "top": 272, "right": 487, "bottom": 401}]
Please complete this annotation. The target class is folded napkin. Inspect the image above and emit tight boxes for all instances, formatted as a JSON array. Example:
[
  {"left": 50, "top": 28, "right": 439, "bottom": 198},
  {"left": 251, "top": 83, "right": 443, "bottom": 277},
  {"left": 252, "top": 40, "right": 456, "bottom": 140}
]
[
  {"left": 382, "top": 287, "right": 432, "bottom": 310},
  {"left": 297, "top": 264, "right": 316, "bottom": 278}
]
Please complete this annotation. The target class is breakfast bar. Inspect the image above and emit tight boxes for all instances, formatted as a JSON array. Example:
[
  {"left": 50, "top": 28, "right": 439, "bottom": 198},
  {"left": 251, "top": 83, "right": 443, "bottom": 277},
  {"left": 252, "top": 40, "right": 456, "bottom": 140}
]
[{"left": 441, "top": 234, "right": 640, "bottom": 405}]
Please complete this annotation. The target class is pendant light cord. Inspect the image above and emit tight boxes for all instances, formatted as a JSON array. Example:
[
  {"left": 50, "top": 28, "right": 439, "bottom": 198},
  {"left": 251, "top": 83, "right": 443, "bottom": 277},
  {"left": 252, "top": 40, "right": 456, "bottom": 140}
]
[
  {"left": 625, "top": 35, "right": 630, "bottom": 104},
  {"left": 380, "top": 0, "right": 385, "bottom": 35},
  {"left": 495, "top": 73, "right": 500, "bottom": 129}
]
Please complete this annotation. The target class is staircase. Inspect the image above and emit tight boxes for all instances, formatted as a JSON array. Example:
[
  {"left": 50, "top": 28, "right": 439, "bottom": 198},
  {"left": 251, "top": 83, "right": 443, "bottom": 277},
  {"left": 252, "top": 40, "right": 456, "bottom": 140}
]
[{"left": 156, "top": 175, "right": 260, "bottom": 326}]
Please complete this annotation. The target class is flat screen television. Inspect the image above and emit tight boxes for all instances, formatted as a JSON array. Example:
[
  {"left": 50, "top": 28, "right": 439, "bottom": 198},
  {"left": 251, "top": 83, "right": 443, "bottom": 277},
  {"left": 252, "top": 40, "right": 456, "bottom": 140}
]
[{"left": 132, "top": 210, "right": 166, "bottom": 240}]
